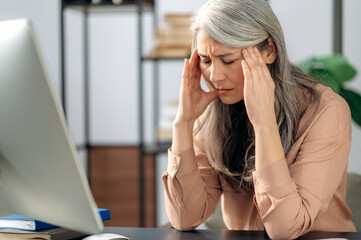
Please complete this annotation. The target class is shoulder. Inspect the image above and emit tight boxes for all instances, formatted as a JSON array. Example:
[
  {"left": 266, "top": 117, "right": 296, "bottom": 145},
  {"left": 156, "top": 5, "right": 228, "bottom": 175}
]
[
  {"left": 299, "top": 84, "right": 351, "bottom": 141},
  {"left": 317, "top": 84, "right": 351, "bottom": 128}
]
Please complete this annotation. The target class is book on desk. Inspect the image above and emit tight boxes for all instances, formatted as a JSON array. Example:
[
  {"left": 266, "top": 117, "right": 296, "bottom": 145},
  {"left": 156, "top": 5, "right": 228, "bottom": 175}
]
[{"left": 0, "top": 208, "right": 110, "bottom": 240}]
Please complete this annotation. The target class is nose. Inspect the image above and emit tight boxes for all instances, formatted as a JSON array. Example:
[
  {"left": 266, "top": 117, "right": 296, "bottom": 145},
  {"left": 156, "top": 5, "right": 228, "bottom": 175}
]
[{"left": 209, "top": 62, "right": 225, "bottom": 84}]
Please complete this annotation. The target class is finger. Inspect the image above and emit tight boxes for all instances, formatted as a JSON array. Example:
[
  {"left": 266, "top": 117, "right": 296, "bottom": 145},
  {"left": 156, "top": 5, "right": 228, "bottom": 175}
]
[
  {"left": 189, "top": 48, "right": 199, "bottom": 70},
  {"left": 188, "top": 48, "right": 202, "bottom": 88},
  {"left": 242, "top": 59, "right": 253, "bottom": 89},
  {"left": 242, "top": 48, "right": 261, "bottom": 83},
  {"left": 182, "top": 58, "right": 192, "bottom": 89},
  {"left": 182, "top": 58, "right": 189, "bottom": 79},
  {"left": 254, "top": 47, "right": 272, "bottom": 79}
]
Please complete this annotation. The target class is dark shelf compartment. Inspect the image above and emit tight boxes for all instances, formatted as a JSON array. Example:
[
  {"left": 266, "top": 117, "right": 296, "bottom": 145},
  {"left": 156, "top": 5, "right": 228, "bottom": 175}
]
[
  {"left": 141, "top": 56, "right": 189, "bottom": 61},
  {"left": 143, "top": 142, "right": 171, "bottom": 155},
  {"left": 76, "top": 143, "right": 171, "bottom": 155},
  {"left": 63, "top": 0, "right": 153, "bottom": 6},
  {"left": 62, "top": 0, "right": 154, "bottom": 13}
]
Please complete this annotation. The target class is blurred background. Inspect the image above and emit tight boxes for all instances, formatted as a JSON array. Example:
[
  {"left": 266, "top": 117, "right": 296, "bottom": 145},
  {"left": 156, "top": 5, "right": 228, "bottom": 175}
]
[{"left": 0, "top": 0, "right": 360, "bottom": 229}]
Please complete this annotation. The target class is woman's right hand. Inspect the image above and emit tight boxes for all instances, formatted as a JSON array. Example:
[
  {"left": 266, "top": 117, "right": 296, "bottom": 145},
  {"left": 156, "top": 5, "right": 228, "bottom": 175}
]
[{"left": 175, "top": 48, "right": 218, "bottom": 125}]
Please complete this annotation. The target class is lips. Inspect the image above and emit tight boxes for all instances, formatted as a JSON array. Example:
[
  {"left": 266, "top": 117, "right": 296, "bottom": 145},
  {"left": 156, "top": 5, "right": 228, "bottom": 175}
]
[{"left": 217, "top": 88, "right": 232, "bottom": 94}]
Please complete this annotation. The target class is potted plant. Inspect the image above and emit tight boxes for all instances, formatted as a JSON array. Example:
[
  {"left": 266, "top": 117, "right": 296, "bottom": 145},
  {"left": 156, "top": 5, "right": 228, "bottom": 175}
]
[{"left": 299, "top": 54, "right": 361, "bottom": 127}]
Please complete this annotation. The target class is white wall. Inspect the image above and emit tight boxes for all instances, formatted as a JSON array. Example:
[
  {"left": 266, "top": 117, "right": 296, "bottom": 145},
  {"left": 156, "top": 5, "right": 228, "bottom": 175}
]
[
  {"left": 65, "top": 8, "right": 86, "bottom": 147},
  {"left": 88, "top": 13, "right": 139, "bottom": 144},
  {"left": 344, "top": 0, "right": 361, "bottom": 174},
  {"left": 0, "top": 0, "right": 60, "bottom": 93},
  {"left": 269, "top": 0, "right": 333, "bottom": 63}
]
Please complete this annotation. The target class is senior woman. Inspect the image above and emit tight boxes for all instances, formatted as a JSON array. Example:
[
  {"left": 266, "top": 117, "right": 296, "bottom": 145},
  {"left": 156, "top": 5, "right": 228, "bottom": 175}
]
[{"left": 162, "top": 0, "right": 356, "bottom": 239}]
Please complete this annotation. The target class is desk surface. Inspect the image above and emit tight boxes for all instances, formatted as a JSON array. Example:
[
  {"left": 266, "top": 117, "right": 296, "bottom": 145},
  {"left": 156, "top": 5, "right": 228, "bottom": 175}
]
[{"left": 105, "top": 227, "right": 360, "bottom": 240}]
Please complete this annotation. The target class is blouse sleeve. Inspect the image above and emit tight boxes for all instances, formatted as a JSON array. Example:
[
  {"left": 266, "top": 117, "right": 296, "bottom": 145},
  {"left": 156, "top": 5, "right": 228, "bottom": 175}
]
[
  {"left": 252, "top": 97, "right": 352, "bottom": 239},
  {"left": 162, "top": 145, "right": 222, "bottom": 230}
]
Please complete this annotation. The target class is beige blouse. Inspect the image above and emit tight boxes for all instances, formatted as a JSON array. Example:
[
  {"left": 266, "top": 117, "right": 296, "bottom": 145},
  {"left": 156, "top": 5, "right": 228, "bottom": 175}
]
[{"left": 162, "top": 85, "right": 356, "bottom": 239}]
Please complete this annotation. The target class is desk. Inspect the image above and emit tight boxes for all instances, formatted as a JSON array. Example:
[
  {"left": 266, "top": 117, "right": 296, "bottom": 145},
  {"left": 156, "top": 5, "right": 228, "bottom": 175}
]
[{"left": 104, "top": 227, "right": 360, "bottom": 240}]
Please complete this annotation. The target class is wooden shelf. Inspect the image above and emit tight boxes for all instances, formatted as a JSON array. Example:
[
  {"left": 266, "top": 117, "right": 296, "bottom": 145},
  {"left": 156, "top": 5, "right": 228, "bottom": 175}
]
[
  {"left": 77, "top": 143, "right": 171, "bottom": 155},
  {"left": 143, "top": 142, "right": 171, "bottom": 155},
  {"left": 141, "top": 56, "right": 188, "bottom": 61}
]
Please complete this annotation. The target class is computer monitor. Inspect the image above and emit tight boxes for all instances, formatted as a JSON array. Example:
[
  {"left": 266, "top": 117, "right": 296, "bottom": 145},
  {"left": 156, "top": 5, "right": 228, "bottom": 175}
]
[{"left": 0, "top": 19, "right": 103, "bottom": 234}]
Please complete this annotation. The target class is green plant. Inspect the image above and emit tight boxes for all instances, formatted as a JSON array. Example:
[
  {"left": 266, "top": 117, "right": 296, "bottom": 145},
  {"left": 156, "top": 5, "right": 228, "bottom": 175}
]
[{"left": 299, "top": 54, "right": 361, "bottom": 127}]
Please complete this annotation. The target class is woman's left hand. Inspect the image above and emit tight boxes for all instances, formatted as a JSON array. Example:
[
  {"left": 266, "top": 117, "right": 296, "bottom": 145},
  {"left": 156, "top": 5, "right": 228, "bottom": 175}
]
[
  {"left": 241, "top": 47, "right": 277, "bottom": 130},
  {"left": 242, "top": 47, "right": 285, "bottom": 170}
]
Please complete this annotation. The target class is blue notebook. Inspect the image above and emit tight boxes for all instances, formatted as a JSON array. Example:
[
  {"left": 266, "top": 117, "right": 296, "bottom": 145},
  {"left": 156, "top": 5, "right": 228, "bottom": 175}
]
[{"left": 0, "top": 208, "right": 110, "bottom": 231}]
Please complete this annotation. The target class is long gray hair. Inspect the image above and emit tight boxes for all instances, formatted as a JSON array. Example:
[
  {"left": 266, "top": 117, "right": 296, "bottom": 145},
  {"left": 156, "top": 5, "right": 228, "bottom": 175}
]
[{"left": 191, "top": 0, "right": 320, "bottom": 192}]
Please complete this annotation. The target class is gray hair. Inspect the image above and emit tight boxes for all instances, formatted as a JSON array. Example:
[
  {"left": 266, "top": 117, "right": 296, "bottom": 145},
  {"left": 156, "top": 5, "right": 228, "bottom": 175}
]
[
  {"left": 191, "top": 0, "right": 275, "bottom": 48},
  {"left": 192, "top": 0, "right": 320, "bottom": 192}
]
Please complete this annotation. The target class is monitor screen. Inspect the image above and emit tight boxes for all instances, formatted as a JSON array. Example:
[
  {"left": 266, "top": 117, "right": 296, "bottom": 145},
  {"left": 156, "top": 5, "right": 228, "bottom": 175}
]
[{"left": 0, "top": 19, "right": 103, "bottom": 234}]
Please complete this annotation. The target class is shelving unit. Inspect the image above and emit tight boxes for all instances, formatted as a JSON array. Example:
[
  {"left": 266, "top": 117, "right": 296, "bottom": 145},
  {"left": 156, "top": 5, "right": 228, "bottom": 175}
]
[
  {"left": 60, "top": 0, "right": 157, "bottom": 228},
  {"left": 60, "top": 0, "right": 190, "bottom": 228}
]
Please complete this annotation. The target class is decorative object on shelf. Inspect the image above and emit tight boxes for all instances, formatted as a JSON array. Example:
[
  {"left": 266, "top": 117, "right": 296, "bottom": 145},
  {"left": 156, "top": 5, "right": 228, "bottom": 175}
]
[
  {"left": 299, "top": 54, "right": 361, "bottom": 127},
  {"left": 157, "top": 100, "right": 178, "bottom": 143},
  {"left": 148, "top": 13, "right": 193, "bottom": 58}
]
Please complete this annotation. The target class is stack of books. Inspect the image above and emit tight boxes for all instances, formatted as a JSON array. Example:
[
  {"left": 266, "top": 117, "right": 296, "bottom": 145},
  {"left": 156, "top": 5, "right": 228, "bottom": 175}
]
[
  {"left": 0, "top": 209, "right": 110, "bottom": 240},
  {"left": 156, "top": 100, "right": 178, "bottom": 143},
  {"left": 148, "top": 13, "right": 193, "bottom": 58}
]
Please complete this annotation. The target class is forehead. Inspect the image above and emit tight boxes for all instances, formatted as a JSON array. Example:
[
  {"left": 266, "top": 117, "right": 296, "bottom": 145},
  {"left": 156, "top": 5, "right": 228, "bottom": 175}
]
[{"left": 196, "top": 30, "right": 238, "bottom": 56}]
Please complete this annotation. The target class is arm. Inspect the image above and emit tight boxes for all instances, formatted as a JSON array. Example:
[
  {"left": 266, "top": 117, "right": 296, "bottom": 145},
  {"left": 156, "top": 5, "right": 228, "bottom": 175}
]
[
  {"left": 241, "top": 47, "right": 285, "bottom": 170},
  {"left": 162, "top": 146, "right": 222, "bottom": 230},
  {"left": 162, "top": 48, "right": 220, "bottom": 230},
  {"left": 241, "top": 47, "right": 353, "bottom": 238},
  {"left": 171, "top": 48, "right": 217, "bottom": 155},
  {"left": 253, "top": 98, "right": 352, "bottom": 239}
]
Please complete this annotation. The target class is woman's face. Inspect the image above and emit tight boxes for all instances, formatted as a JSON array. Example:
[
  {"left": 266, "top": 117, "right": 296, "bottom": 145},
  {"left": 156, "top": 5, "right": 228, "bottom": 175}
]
[{"left": 197, "top": 30, "right": 245, "bottom": 105}]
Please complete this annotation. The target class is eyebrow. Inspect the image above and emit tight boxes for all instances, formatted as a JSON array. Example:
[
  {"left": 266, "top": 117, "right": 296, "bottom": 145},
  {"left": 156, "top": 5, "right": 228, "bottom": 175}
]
[{"left": 198, "top": 51, "right": 239, "bottom": 58}]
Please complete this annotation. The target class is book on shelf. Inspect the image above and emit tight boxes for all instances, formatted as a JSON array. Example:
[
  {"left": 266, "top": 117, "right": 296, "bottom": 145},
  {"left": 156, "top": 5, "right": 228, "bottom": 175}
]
[
  {"left": 148, "top": 48, "right": 191, "bottom": 58},
  {"left": 148, "top": 13, "right": 193, "bottom": 58},
  {"left": 0, "top": 208, "right": 110, "bottom": 231},
  {"left": 163, "top": 13, "right": 193, "bottom": 28},
  {"left": 156, "top": 28, "right": 192, "bottom": 39},
  {"left": 156, "top": 100, "right": 178, "bottom": 142}
]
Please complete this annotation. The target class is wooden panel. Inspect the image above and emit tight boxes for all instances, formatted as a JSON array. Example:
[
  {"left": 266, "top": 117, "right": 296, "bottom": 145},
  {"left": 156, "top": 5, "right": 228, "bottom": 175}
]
[
  {"left": 89, "top": 146, "right": 156, "bottom": 227},
  {"left": 144, "top": 154, "right": 156, "bottom": 227}
]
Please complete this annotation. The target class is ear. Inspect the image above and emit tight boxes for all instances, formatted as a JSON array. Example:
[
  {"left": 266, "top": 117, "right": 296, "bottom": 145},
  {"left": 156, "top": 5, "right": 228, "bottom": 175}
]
[{"left": 261, "top": 37, "right": 277, "bottom": 64}]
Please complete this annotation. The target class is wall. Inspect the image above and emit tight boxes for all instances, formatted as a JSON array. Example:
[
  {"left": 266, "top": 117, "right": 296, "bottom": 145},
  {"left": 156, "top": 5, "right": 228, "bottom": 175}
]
[
  {"left": 0, "top": 0, "right": 60, "bottom": 94},
  {"left": 343, "top": 0, "right": 361, "bottom": 174}
]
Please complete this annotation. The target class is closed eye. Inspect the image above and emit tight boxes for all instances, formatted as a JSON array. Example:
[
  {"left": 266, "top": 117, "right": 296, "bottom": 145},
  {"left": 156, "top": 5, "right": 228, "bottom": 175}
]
[
  {"left": 201, "top": 59, "right": 211, "bottom": 64},
  {"left": 223, "top": 60, "right": 234, "bottom": 65}
]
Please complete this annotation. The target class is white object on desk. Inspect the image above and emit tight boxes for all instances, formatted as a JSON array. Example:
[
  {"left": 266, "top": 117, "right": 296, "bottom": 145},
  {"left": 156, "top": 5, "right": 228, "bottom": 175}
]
[{"left": 83, "top": 233, "right": 129, "bottom": 240}]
